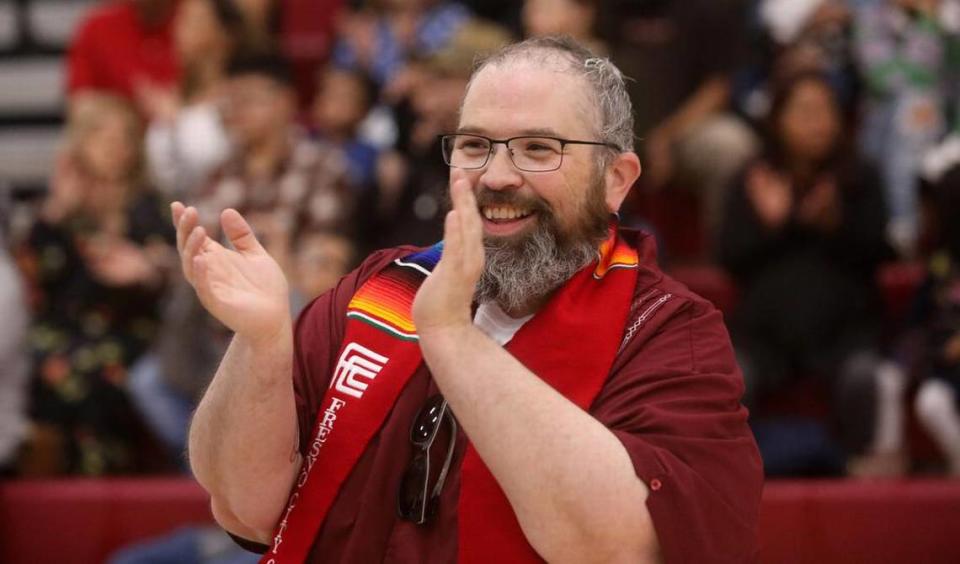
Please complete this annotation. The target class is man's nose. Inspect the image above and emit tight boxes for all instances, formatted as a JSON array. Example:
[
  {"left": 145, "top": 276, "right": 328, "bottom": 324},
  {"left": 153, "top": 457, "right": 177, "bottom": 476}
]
[{"left": 479, "top": 144, "right": 523, "bottom": 191}]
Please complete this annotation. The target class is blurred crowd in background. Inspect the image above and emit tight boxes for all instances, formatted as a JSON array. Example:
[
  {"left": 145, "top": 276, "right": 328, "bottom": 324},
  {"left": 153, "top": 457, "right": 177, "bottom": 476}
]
[{"left": 3, "top": 0, "right": 960, "bottom": 492}]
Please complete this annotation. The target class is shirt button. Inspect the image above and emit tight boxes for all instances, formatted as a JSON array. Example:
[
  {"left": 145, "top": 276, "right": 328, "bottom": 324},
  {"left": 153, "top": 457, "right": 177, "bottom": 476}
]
[{"left": 649, "top": 478, "right": 662, "bottom": 491}]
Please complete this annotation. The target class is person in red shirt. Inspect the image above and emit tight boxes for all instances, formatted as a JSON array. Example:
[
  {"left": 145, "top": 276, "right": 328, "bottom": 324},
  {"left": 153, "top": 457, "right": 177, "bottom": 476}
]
[
  {"left": 67, "top": 0, "right": 180, "bottom": 108},
  {"left": 171, "top": 36, "right": 763, "bottom": 563}
]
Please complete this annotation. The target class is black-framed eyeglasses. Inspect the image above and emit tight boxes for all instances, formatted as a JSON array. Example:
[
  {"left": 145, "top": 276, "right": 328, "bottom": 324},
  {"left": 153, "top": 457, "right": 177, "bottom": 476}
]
[
  {"left": 440, "top": 133, "right": 621, "bottom": 172},
  {"left": 397, "top": 394, "right": 458, "bottom": 524}
]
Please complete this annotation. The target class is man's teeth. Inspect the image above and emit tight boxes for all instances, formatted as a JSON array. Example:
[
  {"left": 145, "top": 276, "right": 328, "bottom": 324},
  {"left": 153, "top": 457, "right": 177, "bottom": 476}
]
[{"left": 481, "top": 207, "right": 532, "bottom": 220}]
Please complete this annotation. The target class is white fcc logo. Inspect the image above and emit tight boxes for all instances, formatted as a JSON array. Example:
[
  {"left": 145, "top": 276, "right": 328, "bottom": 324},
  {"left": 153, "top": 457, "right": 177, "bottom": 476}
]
[{"left": 331, "top": 343, "right": 389, "bottom": 399}]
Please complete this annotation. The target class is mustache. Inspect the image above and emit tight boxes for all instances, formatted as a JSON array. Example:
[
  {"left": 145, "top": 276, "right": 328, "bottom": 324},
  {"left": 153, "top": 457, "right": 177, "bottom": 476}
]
[{"left": 473, "top": 187, "right": 552, "bottom": 215}]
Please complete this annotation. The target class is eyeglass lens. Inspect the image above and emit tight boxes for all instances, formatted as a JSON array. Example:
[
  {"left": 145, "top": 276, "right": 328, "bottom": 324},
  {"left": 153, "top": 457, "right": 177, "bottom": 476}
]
[{"left": 442, "top": 134, "right": 564, "bottom": 171}]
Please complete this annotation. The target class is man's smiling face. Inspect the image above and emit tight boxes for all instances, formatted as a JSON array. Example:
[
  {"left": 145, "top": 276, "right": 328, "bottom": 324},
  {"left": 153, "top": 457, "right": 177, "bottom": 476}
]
[
  {"left": 451, "top": 61, "right": 612, "bottom": 251},
  {"left": 449, "top": 58, "right": 623, "bottom": 313}
]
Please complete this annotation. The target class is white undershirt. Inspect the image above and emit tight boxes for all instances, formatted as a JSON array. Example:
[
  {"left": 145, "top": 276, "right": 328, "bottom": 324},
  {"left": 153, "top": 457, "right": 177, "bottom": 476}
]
[{"left": 473, "top": 302, "right": 533, "bottom": 346}]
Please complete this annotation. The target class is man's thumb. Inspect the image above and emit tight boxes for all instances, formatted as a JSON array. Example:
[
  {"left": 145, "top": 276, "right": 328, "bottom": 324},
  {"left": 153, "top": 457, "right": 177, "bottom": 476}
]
[{"left": 220, "top": 209, "right": 265, "bottom": 254}]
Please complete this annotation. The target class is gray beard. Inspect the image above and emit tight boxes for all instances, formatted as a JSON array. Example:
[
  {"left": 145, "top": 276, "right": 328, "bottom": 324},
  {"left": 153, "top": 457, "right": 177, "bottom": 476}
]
[
  {"left": 475, "top": 220, "right": 599, "bottom": 313},
  {"left": 469, "top": 163, "right": 611, "bottom": 313}
]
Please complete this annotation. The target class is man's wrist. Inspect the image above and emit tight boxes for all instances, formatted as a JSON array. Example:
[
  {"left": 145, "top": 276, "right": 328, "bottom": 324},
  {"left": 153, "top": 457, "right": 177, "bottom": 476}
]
[
  {"left": 234, "top": 321, "right": 293, "bottom": 354},
  {"left": 417, "top": 319, "right": 474, "bottom": 340},
  {"left": 417, "top": 322, "right": 481, "bottom": 361}
]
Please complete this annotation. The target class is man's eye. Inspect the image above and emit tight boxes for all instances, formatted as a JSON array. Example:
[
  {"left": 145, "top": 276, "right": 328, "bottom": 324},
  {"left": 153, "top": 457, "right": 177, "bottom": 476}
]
[
  {"left": 524, "top": 143, "right": 557, "bottom": 153},
  {"left": 459, "top": 141, "right": 489, "bottom": 152}
]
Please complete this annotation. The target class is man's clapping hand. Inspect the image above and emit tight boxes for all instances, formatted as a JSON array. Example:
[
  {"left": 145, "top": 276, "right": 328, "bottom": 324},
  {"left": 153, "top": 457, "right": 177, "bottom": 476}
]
[{"left": 171, "top": 202, "right": 291, "bottom": 345}]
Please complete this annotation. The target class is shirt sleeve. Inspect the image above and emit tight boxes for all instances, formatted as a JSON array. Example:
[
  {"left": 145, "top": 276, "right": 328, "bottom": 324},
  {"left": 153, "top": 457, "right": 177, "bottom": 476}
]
[
  {"left": 592, "top": 294, "right": 763, "bottom": 564},
  {"left": 291, "top": 247, "right": 415, "bottom": 455}
]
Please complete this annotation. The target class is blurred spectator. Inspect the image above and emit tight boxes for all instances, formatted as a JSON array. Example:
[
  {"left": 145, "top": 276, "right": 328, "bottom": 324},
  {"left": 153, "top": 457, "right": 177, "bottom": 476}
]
[
  {"left": 226, "top": 0, "right": 347, "bottom": 107},
  {"left": 612, "top": 0, "right": 759, "bottom": 234},
  {"left": 311, "top": 66, "right": 381, "bottom": 191},
  {"left": 128, "top": 280, "right": 229, "bottom": 469},
  {"left": 16, "top": 95, "right": 176, "bottom": 476},
  {"left": 234, "top": 0, "right": 281, "bottom": 50},
  {"left": 853, "top": 0, "right": 960, "bottom": 257},
  {"left": 755, "top": 0, "right": 859, "bottom": 113},
  {"left": 0, "top": 231, "right": 29, "bottom": 475},
  {"left": 718, "top": 71, "right": 896, "bottom": 476},
  {"left": 144, "top": 0, "right": 248, "bottom": 198},
  {"left": 331, "top": 0, "right": 472, "bottom": 90},
  {"left": 913, "top": 165, "right": 960, "bottom": 475},
  {"left": 374, "top": 19, "right": 512, "bottom": 248},
  {"left": 67, "top": 0, "right": 181, "bottom": 110},
  {"left": 522, "top": 0, "right": 605, "bottom": 55},
  {"left": 289, "top": 228, "right": 356, "bottom": 315},
  {"left": 279, "top": 0, "right": 347, "bottom": 107},
  {"left": 194, "top": 52, "right": 356, "bottom": 281}
]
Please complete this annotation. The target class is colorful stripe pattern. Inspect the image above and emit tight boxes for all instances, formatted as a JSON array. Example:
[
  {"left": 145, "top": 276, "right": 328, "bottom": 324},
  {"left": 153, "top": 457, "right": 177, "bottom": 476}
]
[
  {"left": 345, "top": 243, "right": 443, "bottom": 341},
  {"left": 593, "top": 226, "right": 639, "bottom": 279}
]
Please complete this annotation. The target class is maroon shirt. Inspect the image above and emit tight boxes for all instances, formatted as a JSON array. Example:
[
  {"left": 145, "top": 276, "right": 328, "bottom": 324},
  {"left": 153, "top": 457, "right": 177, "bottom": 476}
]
[{"left": 255, "top": 230, "right": 762, "bottom": 563}]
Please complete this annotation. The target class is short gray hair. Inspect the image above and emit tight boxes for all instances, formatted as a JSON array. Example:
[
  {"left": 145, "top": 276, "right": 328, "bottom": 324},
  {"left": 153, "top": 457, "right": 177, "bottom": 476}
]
[{"left": 464, "top": 36, "right": 635, "bottom": 154}]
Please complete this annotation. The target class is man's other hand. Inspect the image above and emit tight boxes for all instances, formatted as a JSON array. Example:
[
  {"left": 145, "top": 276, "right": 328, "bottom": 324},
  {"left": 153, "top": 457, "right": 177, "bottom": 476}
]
[{"left": 412, "top": 179, "right": 484, "bottom": 337}]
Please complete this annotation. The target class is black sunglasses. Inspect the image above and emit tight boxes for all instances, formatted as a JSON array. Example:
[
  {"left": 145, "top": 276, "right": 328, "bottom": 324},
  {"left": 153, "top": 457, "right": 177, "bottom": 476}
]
[{"left": 397, "top": 394, "right": 458, "bottom": 524}]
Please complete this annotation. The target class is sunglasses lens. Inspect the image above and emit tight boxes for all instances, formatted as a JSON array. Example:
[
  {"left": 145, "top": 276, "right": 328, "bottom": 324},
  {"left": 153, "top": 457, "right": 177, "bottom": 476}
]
[{"left": 410, "top": 395, "right": 446, "bottom": 445}]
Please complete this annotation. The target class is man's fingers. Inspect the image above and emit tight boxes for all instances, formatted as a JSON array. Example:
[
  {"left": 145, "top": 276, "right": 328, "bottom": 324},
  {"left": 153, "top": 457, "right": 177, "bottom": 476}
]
[
  {"left": 181, "top": 225, "right": 206, "bottom": 282},
  {"left": 192, "top": 253, "right": 213, "bottom": 305},
  {"left": 221, "top": 208, "right": 265, "bottom": 255},
  {"left": 171, "top": 201, "right": 184, "bottom": 229},
  {"left": 450, "top": 180, "right": 482, "bottom": 269},
  {"left": 183, "top": 225, "right": 227, "bottom": 280},
  {"left": 458, "top": 182, "right": 482, "bottom": 242},
  {"left": 450, "top": 179, "right": 469, "bottom": 210},
  {"left": 176, "top": 206, "right": 198, "bottom": 254},
  {"left": 441, "top": 210, "right": 462, "bottom": 270},
  {"left": 185, "top": 225, "right": 206, "bottom": 256}
]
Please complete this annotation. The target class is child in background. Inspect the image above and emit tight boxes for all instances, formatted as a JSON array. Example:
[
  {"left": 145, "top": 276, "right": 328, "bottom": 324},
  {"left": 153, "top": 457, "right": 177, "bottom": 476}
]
[
  {"left": 311, "top": 66, "right": 381, "bottom": 193},
  {"left": 289, "top": 228, "right": 356, "bottom": 315}
]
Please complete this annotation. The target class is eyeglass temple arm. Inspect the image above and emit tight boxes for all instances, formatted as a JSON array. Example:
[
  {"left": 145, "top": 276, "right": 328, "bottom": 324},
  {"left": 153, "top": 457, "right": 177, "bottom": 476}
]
[{"left": 430, "top": 411, "right": 458, "bottom": 499}]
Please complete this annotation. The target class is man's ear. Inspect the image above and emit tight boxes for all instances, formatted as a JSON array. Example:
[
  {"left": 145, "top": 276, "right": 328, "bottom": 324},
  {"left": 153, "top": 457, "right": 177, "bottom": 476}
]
[{"left": 604, "top": 151, "right": 642, "bottom": 212}]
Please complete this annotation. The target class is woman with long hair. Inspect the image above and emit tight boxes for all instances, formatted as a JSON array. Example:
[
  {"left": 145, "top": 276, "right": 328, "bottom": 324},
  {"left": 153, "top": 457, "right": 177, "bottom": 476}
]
[
  {"left": 718, "top": 71, "right": 899, "bottom": 476},
  {"left": 18, "top": 94, "right": 176, "bottom": 476}
]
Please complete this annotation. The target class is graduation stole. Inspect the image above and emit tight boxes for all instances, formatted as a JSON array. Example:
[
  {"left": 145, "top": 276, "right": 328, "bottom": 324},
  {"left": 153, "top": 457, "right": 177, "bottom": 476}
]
[{"left": 262, "top": 225, "right": 639, "bottom": 564}]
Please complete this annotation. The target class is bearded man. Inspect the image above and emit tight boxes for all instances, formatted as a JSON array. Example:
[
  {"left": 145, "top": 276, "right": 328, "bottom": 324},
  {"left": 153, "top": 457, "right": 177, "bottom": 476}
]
[{"left": 173, "top": 37, "right": 763, "bottom": 564}]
